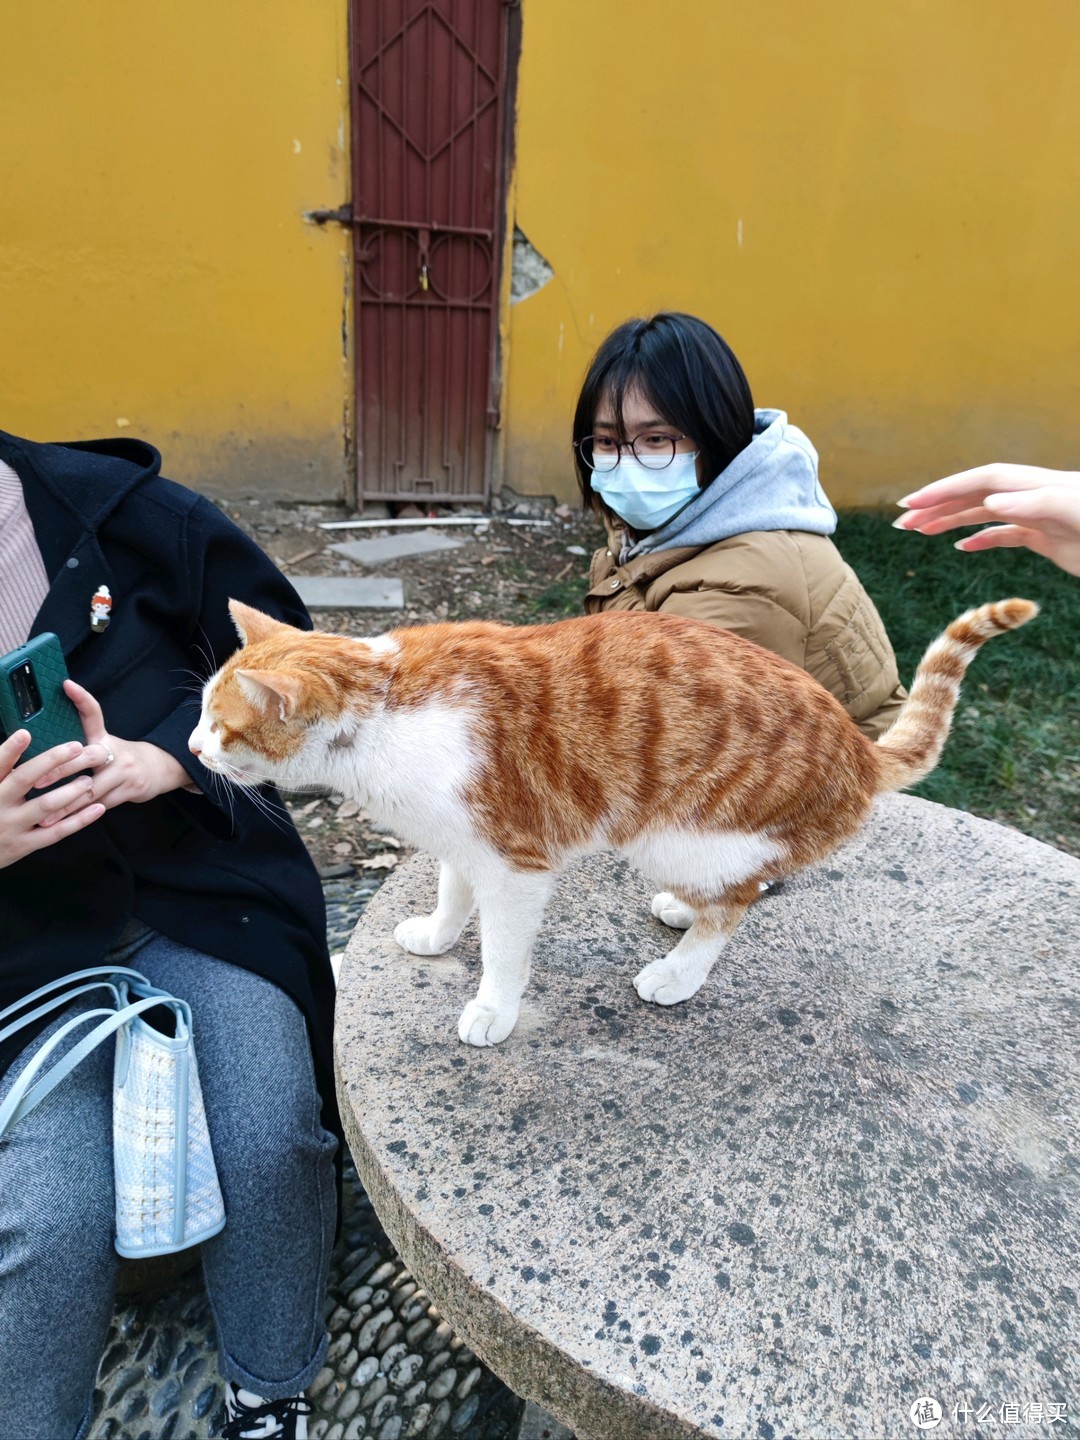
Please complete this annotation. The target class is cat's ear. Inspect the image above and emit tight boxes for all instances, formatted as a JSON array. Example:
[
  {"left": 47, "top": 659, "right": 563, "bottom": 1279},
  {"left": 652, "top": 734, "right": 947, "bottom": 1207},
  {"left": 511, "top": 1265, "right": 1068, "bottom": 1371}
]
[
  {"left": 236, "top": 668, "right": 302, "bottom": 723},
  {"left": 229, "top": 599, "right": 286, "bottom": 648}
]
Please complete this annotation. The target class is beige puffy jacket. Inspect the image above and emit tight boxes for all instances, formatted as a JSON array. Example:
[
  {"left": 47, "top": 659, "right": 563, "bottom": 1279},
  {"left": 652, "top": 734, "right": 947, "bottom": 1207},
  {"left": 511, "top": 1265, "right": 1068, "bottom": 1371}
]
[{"left": 585, "top": 521, "right": 906, "bottom": 740}]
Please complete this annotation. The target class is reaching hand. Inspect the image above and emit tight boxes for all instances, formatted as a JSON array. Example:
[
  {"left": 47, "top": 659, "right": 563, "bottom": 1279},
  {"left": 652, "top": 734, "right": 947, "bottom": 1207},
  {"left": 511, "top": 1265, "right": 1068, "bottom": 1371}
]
[{"left": 894, "top": 464, "right": 1080, "bottom": 577}]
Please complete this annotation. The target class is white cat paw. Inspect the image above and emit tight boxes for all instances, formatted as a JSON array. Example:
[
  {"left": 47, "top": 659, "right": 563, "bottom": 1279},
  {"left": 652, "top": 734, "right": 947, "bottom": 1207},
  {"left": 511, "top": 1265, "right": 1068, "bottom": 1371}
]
[
  {"left": 394, "top": 916, "right": 457, "bottom": 956},
  {"left": 458, "top": 999, "right": 518, "bottom": 1047},
  {"left": 650, "top": 891, "right": 696, "bottom": 930},
  {"left": 634, "top": 956, "right": 709, "bottom": 1006}
]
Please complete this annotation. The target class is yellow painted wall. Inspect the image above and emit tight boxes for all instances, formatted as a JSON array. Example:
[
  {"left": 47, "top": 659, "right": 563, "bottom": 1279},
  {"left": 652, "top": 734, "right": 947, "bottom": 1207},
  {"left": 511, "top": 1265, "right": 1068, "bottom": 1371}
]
[
  {"left": 505, "top": 1, "right": 1080, "bottom": 507},
  {"left": 1, "top": 2, "right": 351, "bottom": 500}
]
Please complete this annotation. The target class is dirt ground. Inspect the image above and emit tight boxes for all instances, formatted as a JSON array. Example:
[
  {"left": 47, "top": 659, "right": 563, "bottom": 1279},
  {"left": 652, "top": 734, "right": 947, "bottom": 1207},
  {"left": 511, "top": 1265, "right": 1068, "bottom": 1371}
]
[{"left": 222, "top": 493, "right": 607, "bottom": 881}]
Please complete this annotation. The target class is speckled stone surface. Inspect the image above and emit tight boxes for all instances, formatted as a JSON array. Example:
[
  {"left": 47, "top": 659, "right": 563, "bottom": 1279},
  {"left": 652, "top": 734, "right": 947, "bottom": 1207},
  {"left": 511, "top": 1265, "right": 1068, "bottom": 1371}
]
[{"left": 335, "top": 794, "right": 1080, "bottom": 1440}]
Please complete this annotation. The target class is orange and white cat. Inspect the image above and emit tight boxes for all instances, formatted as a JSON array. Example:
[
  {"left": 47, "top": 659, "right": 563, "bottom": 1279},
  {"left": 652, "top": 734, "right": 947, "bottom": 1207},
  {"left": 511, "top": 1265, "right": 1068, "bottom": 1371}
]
[{"left": 189, "top": 598, "right": 1036, "bottom": 1046}]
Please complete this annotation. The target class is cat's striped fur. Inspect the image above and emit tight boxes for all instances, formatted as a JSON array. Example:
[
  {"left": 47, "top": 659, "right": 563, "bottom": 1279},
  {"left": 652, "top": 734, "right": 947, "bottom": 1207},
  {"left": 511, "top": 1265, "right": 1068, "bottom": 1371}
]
[{"left": 190, "top": 597, "right": 1037, "bottom": 1045}]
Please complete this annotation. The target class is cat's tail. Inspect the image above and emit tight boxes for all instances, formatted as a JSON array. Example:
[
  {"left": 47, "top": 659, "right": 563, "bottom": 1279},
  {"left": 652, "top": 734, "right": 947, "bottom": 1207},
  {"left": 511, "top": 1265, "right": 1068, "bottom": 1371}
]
[{"left": 874, "top": 598, "right": 1039, "bottom": 793}]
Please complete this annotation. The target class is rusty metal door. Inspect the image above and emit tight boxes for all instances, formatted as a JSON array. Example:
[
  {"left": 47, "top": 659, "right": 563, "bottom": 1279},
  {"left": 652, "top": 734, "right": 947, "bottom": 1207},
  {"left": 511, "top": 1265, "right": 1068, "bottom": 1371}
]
[{"left": 350, "top": 0, "right": 518, "bottom": 507}]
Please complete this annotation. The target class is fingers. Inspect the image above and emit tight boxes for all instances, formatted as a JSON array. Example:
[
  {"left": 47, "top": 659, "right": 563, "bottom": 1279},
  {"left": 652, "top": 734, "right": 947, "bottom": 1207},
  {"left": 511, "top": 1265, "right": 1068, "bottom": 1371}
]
[
  {"left": 33, "top": 772, "right": 101, "bottom": 827},
  {"left": 63, "top": 679, "right": 105, "bottom": 745},
  {"left": 898, "top": 464, "right": 1069, "bottom": 511},
  {"left": 893, "top": 501, "right": 997, "bottom": 535},
  {"left": 953, "top": 525, "right": 1038, "bottom": 553},
  {"left": 20, "top": 798, "right": 106, "bottom": 853},
  {"left": 5, "top": 740, "right": 88, "bottom": 798},
  {"left": 0, "top": 729, "right": 32, "bottom": 781}
]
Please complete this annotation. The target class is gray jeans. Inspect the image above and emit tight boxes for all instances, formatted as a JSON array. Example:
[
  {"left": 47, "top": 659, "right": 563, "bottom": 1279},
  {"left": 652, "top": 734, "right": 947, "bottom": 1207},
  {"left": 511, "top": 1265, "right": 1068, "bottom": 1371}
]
[{"left": 0, "top": 930, "right": 338, "bottom": 1440}]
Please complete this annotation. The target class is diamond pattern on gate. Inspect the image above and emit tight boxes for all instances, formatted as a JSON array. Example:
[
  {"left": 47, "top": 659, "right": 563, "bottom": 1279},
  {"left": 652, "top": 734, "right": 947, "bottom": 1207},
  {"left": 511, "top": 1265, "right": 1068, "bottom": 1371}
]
[{"left": 357, "top": 2, "right": 497, "bottom": 163}]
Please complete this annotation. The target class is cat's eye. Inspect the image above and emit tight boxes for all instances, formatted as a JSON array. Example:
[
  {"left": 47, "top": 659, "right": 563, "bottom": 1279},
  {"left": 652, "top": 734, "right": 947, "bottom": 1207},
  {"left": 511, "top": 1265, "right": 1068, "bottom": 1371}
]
[{"left": 209, "top": 721, "right": 219, "bottom": 734}]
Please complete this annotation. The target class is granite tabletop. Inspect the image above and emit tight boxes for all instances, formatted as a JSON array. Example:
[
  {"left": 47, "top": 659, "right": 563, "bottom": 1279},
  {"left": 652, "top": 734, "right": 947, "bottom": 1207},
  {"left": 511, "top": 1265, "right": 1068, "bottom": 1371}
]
[{"left": 335, "top": 794, "right": 1080, "bottom": 1440}]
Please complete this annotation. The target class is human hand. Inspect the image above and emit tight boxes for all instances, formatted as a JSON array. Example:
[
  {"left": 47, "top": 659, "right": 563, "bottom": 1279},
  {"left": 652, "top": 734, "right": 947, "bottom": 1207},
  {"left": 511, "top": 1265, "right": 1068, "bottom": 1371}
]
[
  {"left": 894, "top": 464, "right": 1080, "bottom": 577},
  {"left": 36, "top": 681, "right": 196, "bottom": 820},
  {"left": 0, "top": 730, "right": 106, "bottom": 867}
]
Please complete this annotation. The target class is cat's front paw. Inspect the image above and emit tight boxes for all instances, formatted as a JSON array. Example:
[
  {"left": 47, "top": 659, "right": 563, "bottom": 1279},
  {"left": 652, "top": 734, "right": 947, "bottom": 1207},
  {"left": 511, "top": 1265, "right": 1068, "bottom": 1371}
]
[
  {"left": 634, "top": 955, "right": 710, "bottom": 1006},
  {"left": 458, "top": 998, "right": 518, "bottom": 1047},
  {"left": 650, "top": 891, "right": 696, "bottom": 930},
  {"left": 394, "top": 916, "right": 457, "bottom": 956}
]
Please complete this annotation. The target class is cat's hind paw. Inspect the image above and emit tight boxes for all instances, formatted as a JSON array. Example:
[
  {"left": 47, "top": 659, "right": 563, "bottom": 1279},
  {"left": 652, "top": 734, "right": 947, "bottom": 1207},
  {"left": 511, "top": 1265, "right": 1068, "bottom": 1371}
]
[
  {"left": 458, "top": 998, "right": 518, "bottom": 1047},
  {"left": 394, "top": 916, "right": 458, "bottom": 956},
  {"left": 650, "top": 892, "right": 696, "bottom": 930},
  {"left": 634, "top": 954, "right": 710, "bottom": 1006}
]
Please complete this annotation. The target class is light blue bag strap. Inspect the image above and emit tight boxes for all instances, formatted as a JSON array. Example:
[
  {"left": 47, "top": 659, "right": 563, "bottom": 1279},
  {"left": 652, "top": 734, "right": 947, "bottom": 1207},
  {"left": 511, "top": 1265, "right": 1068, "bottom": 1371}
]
[
  {"left": 0, "top": 980, "right": 122, "bottom": 1049},
  {"left": 0, "top": 966, "right": 153, "bottom": 1030},
  {"left": 0, "top": 994, "right": 178, "bottom": 1140}
]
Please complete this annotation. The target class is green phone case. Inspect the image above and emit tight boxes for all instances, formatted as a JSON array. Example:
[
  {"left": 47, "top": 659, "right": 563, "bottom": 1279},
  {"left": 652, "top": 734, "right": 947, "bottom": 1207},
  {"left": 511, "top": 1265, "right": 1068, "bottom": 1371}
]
[{"left": 0, "top": 633, "right": 86, "bottom": 762}]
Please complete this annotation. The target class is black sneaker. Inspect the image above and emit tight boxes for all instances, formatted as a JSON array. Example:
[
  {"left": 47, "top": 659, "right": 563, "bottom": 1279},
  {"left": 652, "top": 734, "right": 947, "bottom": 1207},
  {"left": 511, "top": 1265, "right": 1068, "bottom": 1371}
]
[{"left": 221, "top": 1381, "right": 312, "bottom": 1440}]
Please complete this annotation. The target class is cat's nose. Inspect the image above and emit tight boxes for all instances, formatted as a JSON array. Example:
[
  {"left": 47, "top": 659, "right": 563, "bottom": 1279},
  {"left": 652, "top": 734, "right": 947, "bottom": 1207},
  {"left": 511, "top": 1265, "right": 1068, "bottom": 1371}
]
[{"left": 188, "top": 729, "right": 202, "bottom": 756}]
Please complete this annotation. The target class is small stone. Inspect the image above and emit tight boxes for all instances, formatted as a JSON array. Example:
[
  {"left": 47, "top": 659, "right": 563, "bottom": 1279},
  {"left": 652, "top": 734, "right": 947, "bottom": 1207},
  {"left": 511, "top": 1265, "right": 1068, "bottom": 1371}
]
[
  {"left": 343, "top": 1419, "right": 366, "bottom": 1440},
  {"left": 456, "top": 1365, "right": 481, "bottom": 1399},
  {"left": 309, "top": 1366, "right": 339, "bottom": 1399},
  {"left": 359, "top": 1376, "right": 387, "bottom": 1410},
  {"left": 389, "top": 1353, "right": 423, "bottom": 1389},
  {"left": 426, "top": 1348, "right": 452, "bottom": 1375},
  {"left": 450, "top": 1392, "right": 479, "bottom": 1431},
  {"left": 376, "top": 1417, "right": 403, "bottom": 1440},
  {"left": 404, "top": 1404, "right": 432, "bottom": 1437},
  {"left": 428, "top": 1399, "right": 452, "bottom": 1437},
  {"left": 428, "top": 1367, "right": 457, "bottom": 1401},
  {"left": 398, "top": 1296, "right": 429, "bottom": 1324},
  {"left": 328, "top": 1333, "right": 354, "bottom": 1363},
  {"left": 335, "top": 1386, "right": 361, "bottom": 1421},
  {"left": 404, "top": 1318, "right": 433, "bottom": 1345},
  {"left": 375, "top": 1322, "right": 405, "bottom": 1355},
  {"left": 346, "top": 1285, "right": 373, "bottom": 1311},
  {"left": 352, "top": 1356, "right": 379, "bottom": 1388},
  {"left": 380, "top": 1341, "right": 408, "bottom": 1372},
  {"left": 369, "top": 1394, "right": 396, "bottom": 1428},
  {"left": 355, "top": 1307, "right": 394, "bottom": 1350}
]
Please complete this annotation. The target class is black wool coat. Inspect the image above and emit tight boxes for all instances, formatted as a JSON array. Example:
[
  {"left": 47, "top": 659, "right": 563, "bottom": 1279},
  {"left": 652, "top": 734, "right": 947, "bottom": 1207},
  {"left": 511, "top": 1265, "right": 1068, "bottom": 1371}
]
[{"left": 0, "top": 431, "right": 338, "bottom": 1142}]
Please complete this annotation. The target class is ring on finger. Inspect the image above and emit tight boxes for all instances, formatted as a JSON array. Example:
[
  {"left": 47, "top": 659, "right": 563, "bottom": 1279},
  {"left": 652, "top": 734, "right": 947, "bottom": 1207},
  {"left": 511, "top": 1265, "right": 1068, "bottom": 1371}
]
[{"left": 100, "top": 748, "right": 115, "bottom": 768}]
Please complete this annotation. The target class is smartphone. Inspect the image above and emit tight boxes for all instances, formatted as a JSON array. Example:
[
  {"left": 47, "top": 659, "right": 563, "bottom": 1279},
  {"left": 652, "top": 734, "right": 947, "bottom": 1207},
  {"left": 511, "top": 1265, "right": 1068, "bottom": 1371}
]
[{"left": 0, "top": 633, "right": 86, "bottom": 763}]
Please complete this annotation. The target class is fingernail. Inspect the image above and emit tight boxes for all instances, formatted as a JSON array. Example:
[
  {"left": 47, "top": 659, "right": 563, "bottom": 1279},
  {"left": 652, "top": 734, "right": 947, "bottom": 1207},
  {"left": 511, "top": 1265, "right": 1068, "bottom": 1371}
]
[
  {"left": 891, "top": 515, "right": 914, "bottom": 530},
  {"left": 896, "top": 497, "right": 913, "bottom": 508}
]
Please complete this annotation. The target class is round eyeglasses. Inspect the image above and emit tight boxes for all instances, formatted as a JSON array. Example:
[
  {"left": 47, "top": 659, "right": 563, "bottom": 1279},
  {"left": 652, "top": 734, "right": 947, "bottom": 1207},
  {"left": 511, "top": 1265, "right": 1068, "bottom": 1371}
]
[{"left": 575, "top": 432, "right": 688, "bottom": 472}]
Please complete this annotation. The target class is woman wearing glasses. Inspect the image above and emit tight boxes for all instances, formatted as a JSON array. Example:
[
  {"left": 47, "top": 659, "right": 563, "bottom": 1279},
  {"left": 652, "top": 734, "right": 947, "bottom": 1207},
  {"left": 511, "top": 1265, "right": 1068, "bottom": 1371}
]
[{"left": 574, "top": 312, "right": 905, "bottom": 738}]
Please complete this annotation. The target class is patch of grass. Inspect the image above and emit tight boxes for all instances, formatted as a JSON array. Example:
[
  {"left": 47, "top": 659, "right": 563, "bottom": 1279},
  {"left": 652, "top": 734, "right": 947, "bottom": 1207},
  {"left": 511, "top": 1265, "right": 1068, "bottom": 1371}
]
[
  {"left": 835, "top": 511, "right": 1080, "bottom": 856},
  {"left": 531, "top": 577, "right": 585, "bottom": 616}
]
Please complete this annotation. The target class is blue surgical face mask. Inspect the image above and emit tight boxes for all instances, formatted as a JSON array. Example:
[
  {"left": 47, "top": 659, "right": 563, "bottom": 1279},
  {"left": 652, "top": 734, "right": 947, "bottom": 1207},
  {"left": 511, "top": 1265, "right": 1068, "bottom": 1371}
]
[{"left": 590, "top": 450, "right": 701, "bottom": 531}]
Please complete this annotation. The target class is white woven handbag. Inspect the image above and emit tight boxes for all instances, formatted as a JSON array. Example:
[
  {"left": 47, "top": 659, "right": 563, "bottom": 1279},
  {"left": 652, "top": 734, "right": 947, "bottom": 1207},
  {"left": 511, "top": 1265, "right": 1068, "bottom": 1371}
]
[{"left": 0, "top": 966, "right": 226, "bottom": 1257}]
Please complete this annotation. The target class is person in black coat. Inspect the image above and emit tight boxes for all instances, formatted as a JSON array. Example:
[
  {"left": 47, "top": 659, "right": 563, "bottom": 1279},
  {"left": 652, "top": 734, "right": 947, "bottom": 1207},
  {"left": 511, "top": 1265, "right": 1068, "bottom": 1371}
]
[{"left": 0, "top": 431, "right": 338, "bottom": 1440}]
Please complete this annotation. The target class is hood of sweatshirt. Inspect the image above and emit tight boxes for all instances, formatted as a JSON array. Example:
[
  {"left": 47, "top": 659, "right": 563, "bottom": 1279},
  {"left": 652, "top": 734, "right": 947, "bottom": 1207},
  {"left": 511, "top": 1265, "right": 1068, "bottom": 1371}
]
[{"left": 621, "top": 408, "right": 837, "bottom": 563}]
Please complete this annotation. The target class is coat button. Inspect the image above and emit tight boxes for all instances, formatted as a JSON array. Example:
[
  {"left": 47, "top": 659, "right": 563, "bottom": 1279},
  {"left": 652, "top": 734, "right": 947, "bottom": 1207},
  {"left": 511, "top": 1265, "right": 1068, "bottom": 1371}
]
[
  {"left": 66, "top": 556, "right": 79, "bottom": 569},
  {"left": 606, "top": 549, "right": 612, "bottom": 557},
  {"left": 610, "top": 579, "right": 620, "bottom": 589}
]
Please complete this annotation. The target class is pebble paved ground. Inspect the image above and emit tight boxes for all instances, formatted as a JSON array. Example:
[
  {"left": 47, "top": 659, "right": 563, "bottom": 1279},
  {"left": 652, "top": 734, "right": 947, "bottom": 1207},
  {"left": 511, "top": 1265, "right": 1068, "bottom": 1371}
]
[{"left": 88, "top": 884, "right": 525, "bottom": 1440}]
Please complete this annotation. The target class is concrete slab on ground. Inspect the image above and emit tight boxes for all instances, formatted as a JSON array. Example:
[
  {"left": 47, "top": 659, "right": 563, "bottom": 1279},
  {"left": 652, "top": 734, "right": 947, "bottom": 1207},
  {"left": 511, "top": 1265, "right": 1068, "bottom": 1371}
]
[
  {"left": 293, "top": 576, "right": 404, "bottom": 610},
  {"left": 329, "top": 530, "right": 465, "bottom": 564}
]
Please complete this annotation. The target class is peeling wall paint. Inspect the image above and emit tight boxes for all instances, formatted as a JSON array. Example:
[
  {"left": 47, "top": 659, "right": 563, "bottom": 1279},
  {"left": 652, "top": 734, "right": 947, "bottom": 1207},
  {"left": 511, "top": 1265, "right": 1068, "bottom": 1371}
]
[{"left": 510, "top": 227, "right": 555, "bottom": 305}]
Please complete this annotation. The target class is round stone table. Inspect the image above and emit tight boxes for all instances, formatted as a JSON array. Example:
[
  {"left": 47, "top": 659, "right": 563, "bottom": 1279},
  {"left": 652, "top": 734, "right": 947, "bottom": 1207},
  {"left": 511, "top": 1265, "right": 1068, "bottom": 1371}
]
[{"left": 335, "top": 795, "right": 1080, "bottom": 1440}]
